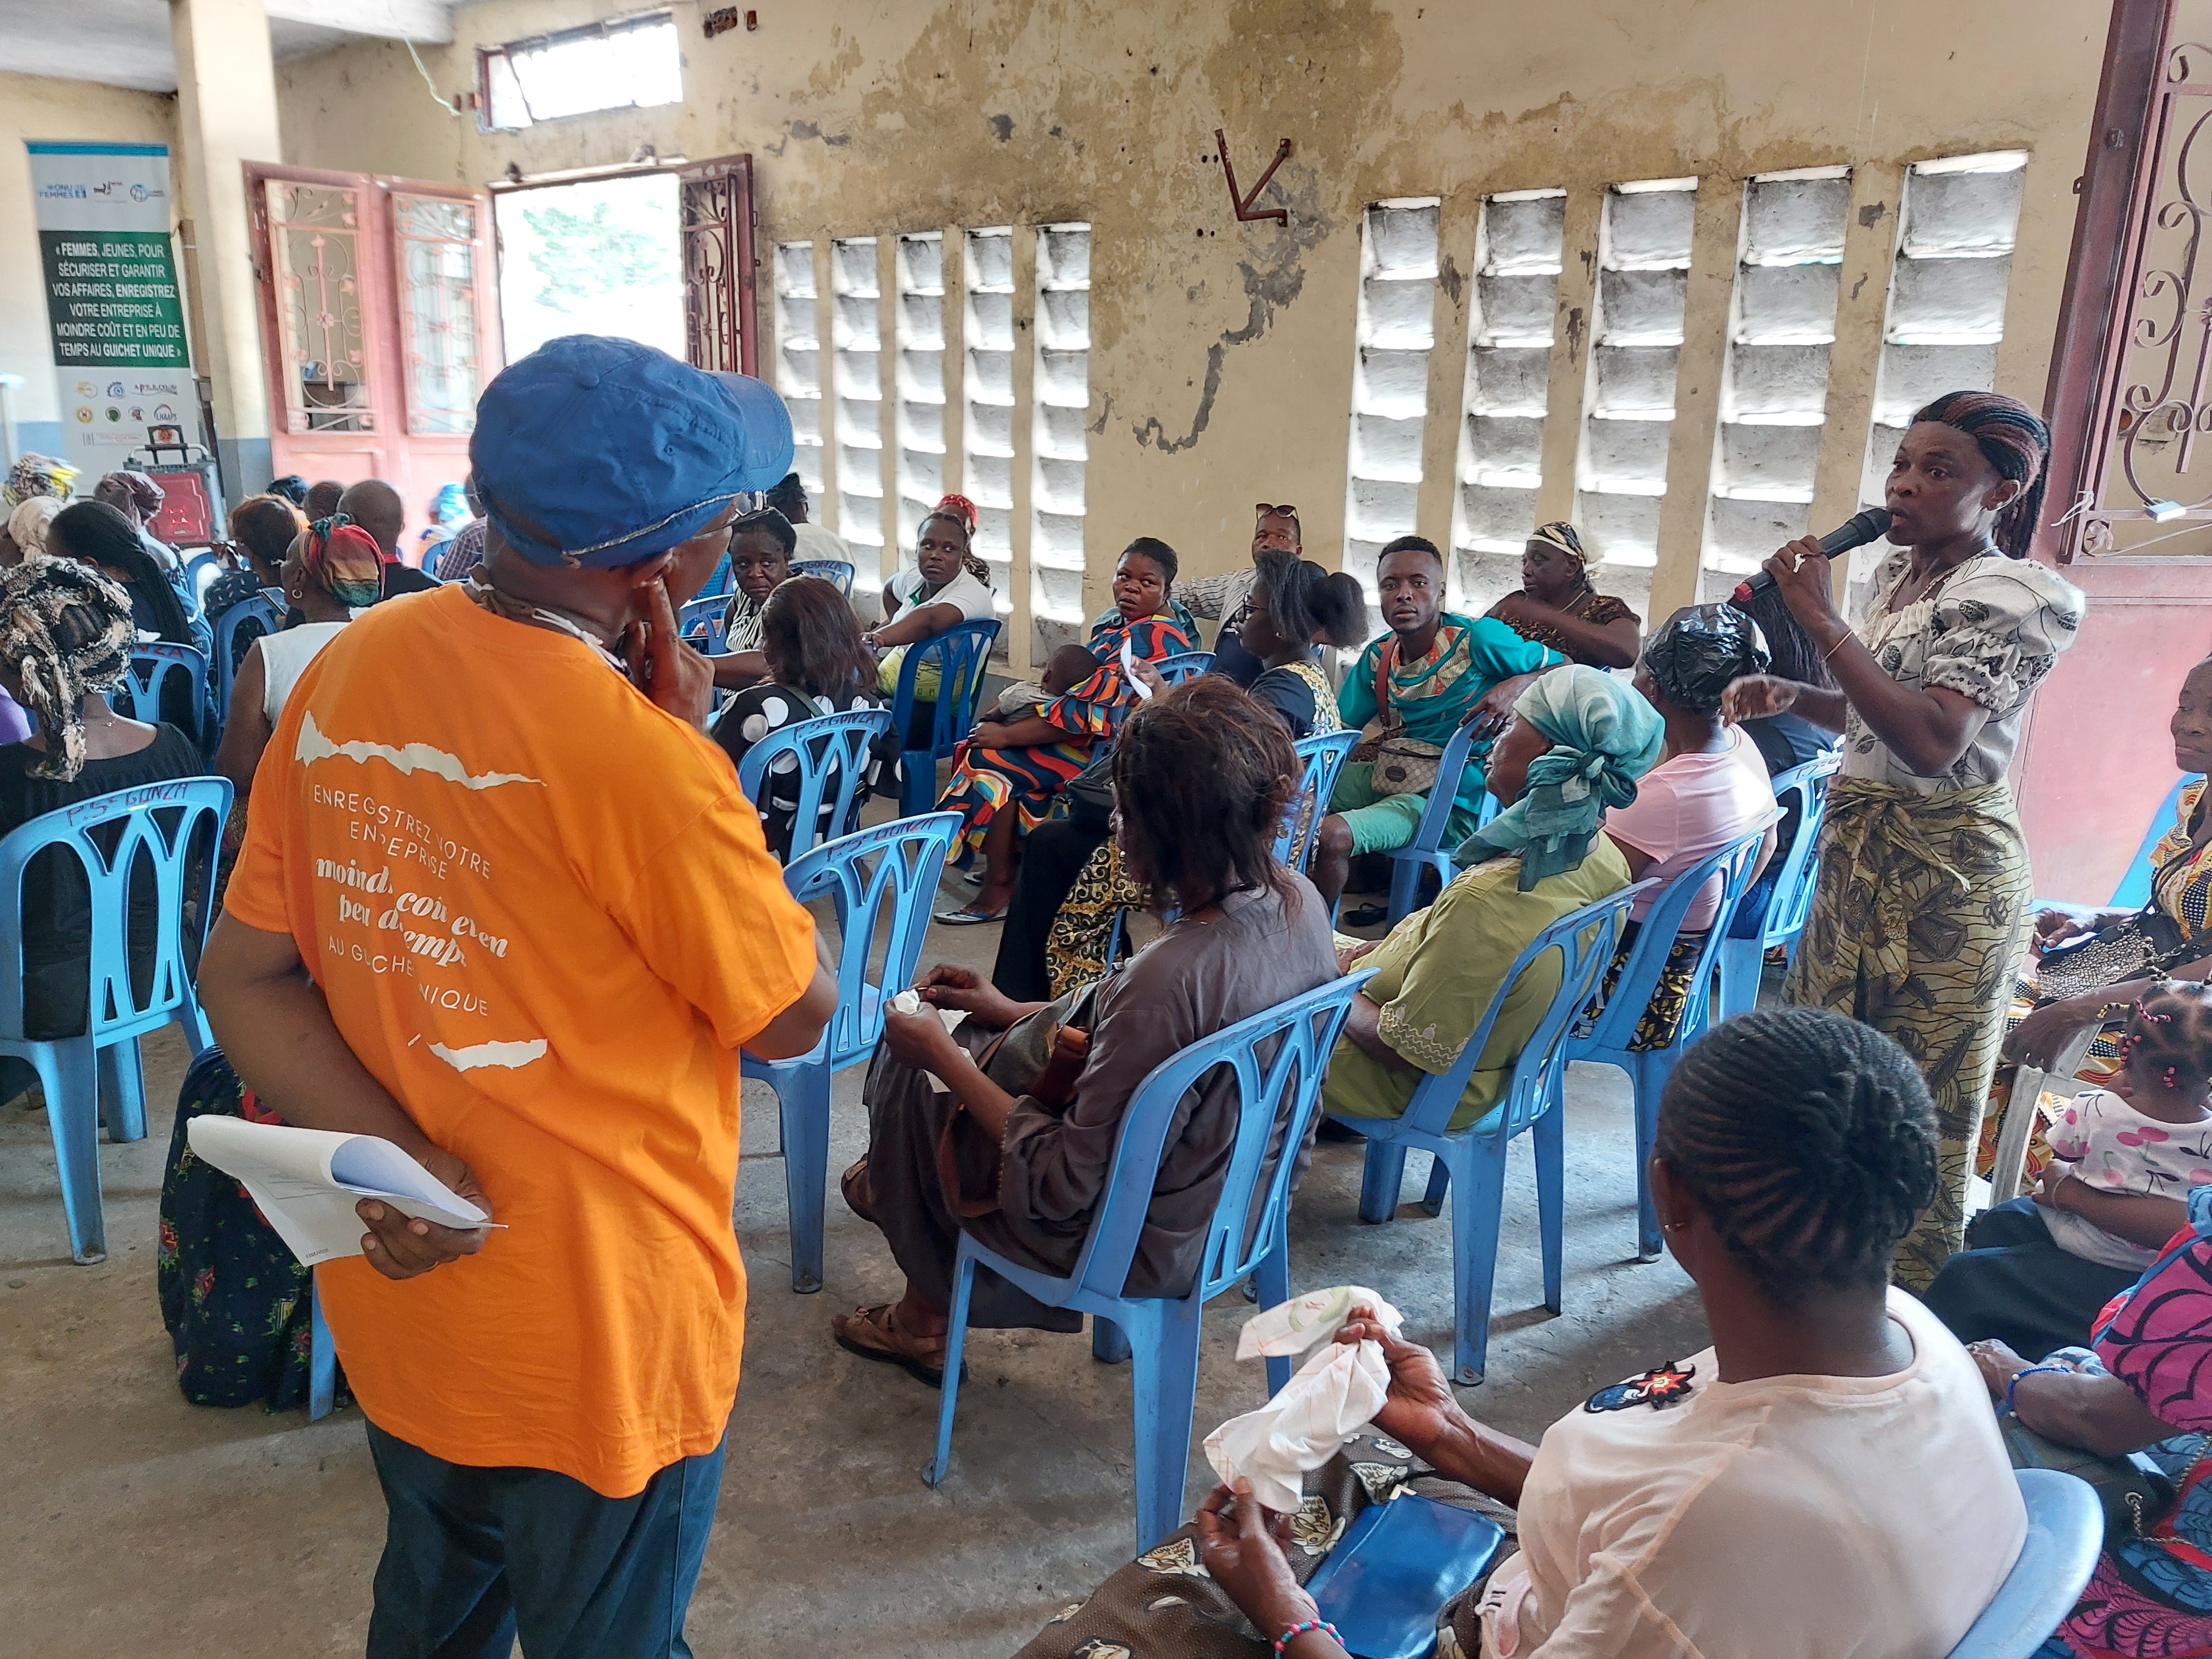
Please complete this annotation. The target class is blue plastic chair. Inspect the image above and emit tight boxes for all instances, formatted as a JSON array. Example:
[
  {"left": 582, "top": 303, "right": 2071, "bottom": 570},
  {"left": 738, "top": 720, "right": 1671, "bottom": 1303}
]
[
  {"left": 1276, "top": 730, "right": 1360, "bottom": 871},
  {"left": 699, "top": 550, "right": 732, "bottom": 598},
  {"left": 1715, "top": 751, "right": 1842, "bottom": 1022},
  {"left": 1329, "top": 884, "right": 1649, "bottom": 1384},
  {"left": 1947, "top": 1469, "right": 2101, "bottom": 1659},
  {"left": 742, "top": 812, "right": 959, "bottom": 1293},
  {"left": 925, "top": 968, "right": 1376, "bottom": 1553},
  {"left": 890, "top": 619, "right": 1002, "bottom": 816},
  {"left": 1153, "top": 651, "right": 1215, "bottom": 686},
  {"left": 122, "top": 642, "right": 210, "bottom": 746},
  {"left": 792, "top": 557, "right": 856, "bottom": 596},
  {"left": 679, "top": 593, "right": 730, "bottom": 654},
  {"left": 735, "top": 707, "right": 894, "bottom": 864},
  {"left": 0, "top": 777, "right": 230, "bottom": 1263},
  {"left": 181, "top": 549, "right": 222, "bottom": 609},
  {"left": 1565, "top": 831, "right": 1770, "bottom": 1261},
  {"left": 212, "top": 593, "right": 284, "bottom": 723},
  {"left": 1384, "top": 717, "right": 1497, "bottom": 925}
]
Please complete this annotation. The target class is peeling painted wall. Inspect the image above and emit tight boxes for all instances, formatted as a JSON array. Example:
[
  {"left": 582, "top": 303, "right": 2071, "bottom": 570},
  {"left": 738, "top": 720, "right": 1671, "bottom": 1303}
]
[{"left": 271, "top": 0, "right": 2108, "bottom": 661}]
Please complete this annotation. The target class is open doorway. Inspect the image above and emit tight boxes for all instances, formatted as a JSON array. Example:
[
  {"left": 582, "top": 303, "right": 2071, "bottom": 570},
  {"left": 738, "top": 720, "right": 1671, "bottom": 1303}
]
[{"left": 494, "top": 173, "right": 685, "bottom": 362}]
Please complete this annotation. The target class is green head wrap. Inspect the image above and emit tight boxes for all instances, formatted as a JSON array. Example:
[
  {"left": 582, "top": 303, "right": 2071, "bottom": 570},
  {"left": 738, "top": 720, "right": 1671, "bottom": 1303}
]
[{"left": 1455, "top": 664, "right": 1666, "bottom": 890}]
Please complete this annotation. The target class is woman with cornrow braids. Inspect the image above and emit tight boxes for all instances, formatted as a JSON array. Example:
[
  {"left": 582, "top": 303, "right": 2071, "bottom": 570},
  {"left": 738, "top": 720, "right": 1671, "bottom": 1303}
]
[
  {"left": 1722, "top": 390, "right": 2087, "bottom": 1290},
  {"left": 1020, "top": 1007, "right": 2023, "bottom": 1659}
]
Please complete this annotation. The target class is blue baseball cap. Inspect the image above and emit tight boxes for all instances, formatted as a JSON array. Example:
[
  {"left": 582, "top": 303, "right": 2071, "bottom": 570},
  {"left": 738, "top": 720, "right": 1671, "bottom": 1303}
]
[{"left": 469, "top": 335, "right": 794, "bottom": 568}]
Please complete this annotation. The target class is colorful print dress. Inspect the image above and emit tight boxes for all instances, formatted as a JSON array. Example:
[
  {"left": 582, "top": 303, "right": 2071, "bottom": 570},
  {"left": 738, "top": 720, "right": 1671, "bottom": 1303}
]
[
  {"left": 936, "top": 608, "right": 1192, "bottom": 863},
  {"left": 2042, "top": 1191, "right": 2212, "bottom": 1658}
]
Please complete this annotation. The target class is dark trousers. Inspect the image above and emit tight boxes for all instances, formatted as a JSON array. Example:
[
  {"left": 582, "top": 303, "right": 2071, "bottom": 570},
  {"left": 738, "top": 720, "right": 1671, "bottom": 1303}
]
[
  {"left": 1923, "top": 1197, "right": 2143, "bottom": 1361},
  {"left": 364, "top": 1416, "right": 727, "bottom": 1659},
  {"left": 992, "top": 816, "right": 1110, "bottom": 1002}
]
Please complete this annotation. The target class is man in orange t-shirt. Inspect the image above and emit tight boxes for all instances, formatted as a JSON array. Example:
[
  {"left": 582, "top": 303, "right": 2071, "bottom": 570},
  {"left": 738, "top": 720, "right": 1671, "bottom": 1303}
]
[{"left": 201, "top": 336, "right": 834, "bottom": 1659}]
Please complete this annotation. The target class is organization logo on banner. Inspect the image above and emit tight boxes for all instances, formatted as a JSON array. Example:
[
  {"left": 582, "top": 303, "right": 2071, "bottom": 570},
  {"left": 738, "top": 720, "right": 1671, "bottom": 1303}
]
[{"left": 26, "top": 140, "right": 197, "bottom": 482}]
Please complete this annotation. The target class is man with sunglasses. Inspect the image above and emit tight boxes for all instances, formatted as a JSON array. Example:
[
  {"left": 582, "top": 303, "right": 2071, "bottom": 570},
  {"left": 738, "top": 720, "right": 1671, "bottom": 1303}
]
[{"left": 1176, "top": 502, "right": 1303, "bottom": 686}]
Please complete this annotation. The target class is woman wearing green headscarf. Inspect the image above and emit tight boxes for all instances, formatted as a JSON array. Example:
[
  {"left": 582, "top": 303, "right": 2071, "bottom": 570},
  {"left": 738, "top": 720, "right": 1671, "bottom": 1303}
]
[{"left": 1323, "top": 665, "right": 1666, "bottom": 1131}]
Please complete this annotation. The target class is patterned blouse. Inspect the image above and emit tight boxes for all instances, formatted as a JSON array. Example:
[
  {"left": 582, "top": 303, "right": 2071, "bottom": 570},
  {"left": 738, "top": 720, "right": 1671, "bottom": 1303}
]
[
  {"left": 1493, "top": 588, "right": 1638, "bottom": 660},
  {"left": 1841, "top": 549, "right": 2085, "bottom": 793}
]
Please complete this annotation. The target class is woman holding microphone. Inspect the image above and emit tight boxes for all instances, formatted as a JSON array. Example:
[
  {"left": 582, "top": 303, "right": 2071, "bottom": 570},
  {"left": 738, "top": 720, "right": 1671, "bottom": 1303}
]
[{"left": 1722, "top": 391, "right": 2084, "bottom": 1289}]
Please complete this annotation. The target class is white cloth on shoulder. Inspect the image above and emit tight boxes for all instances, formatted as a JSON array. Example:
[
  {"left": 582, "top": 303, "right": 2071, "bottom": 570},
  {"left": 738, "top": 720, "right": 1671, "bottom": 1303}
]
[{"left": 1203, "top": 1285, "right": 1405, "bottom": 1514}]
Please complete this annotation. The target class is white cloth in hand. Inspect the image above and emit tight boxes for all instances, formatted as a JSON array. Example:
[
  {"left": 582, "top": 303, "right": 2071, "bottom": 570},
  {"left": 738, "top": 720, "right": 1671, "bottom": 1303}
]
[{"left": 1203, "top": 1285, "right": 1405, "bottom": 1514}]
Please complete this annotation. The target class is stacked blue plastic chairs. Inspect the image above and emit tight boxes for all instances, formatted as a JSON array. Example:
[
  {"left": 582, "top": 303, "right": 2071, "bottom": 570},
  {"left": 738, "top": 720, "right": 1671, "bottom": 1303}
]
[
  {"left": 1152, "top": 651, "right": 1214, "bottom": 686},
  {"left": 792, "top": 557, "right": 855, "bottom": 595},
  {"left": 1714, "top": 752, "right": 1841, "bottom": 1021},
  {"left": 1563, "top": 831, "right": 1770, "bottom": 1261},
  {"left": 926, "top": 967, "right": 1375, "bottom": 1552},
  {"left": 1330, "top": 884, "right": 1649, "bottom": 1384},
  {"left": 1946, "top": 1470, "right": 2101, "bottom": 1658},
  {"left": 889, "top": 618, "right": 1001, "bottom": 816},
  {"left": 212, "top": 593, "right": 284, "bottom": 724},
  {"left": 743, "top": 812, "right": 959, "bottom": 1292},
  {"left": 735, "top": 707, "right": 894, "bottom": 864},
  {"left": 122, "top": 642, "right": 210, "bottom": 747},
  {"left": 1384, "top": 716, "right": 1497, "bottom": 925},
  {"left": 0, "top": 777, "right": 230, "bottom": 1263},
  {"left": 1276, "top": 730, "right": 1360, "bottom": 870},
  {"left": 678, "top": 593, "right": 730, "bottom": 654}
]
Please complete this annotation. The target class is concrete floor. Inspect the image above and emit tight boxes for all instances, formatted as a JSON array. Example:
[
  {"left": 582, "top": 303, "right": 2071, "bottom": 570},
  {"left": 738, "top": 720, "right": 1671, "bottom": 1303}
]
[{"left": 0, "top": 868, "right": 1711, "bottom": 1658}]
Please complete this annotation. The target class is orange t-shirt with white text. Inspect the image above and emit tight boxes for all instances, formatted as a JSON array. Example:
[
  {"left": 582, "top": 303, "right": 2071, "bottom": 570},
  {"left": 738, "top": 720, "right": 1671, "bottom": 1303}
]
[{"left": 224, "top": 585, "right": 817, "bottom": 1496}]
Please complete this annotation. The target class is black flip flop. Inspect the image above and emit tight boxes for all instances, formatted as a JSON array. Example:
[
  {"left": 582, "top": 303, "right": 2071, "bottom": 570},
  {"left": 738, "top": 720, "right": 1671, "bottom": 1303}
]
[{"left": 1340, "top": 902, "right": 1390, "bottom": 928}]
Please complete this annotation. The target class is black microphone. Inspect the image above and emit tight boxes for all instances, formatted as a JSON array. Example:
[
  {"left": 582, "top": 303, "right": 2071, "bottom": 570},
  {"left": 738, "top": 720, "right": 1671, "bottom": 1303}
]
[{"left": 1730, "top": 508, "right": 1893, "bottom": 604}]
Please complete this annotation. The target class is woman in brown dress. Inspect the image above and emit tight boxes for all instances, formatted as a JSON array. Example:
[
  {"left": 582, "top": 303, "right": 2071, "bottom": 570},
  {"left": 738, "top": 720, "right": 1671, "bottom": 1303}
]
[
  {"left": 831, "top": 677, "right": 1340, "bottom": 1384},
  {"left": 1484, "top": 520, "right": 1640, "bottom": 669}
]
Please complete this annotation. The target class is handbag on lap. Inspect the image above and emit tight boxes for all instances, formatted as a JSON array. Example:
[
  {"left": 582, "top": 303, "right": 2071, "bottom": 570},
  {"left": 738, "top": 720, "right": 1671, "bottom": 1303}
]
[
  {"left": 1346, "top": 638, "right": 1445, "bottom": 797},
  {"left": 2035, "top": 904, "right": 2191, "bottom": 1000}
]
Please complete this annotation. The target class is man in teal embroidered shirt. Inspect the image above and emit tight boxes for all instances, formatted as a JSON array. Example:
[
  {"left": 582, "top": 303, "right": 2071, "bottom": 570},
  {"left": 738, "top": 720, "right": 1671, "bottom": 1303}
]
[{"left": 1313, "top": 534, "right": 1560, "bottom": 913}]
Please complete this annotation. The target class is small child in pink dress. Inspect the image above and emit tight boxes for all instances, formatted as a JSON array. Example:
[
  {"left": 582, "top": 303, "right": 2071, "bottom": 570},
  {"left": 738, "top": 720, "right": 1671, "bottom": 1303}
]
[{"left": 2039, "top": 981, "right": 2212, "bottom": 1270}]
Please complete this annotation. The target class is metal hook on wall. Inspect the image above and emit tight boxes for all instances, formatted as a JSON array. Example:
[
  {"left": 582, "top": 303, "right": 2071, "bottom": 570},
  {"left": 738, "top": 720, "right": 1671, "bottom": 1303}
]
[{"left": 1215, "top": 130, "right": 1292, "bottom": 225}]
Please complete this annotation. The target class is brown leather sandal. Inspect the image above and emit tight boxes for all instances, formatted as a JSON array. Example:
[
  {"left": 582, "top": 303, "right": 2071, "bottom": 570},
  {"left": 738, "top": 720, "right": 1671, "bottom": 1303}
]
[{"left": 831, "top": 1301, "right": 962, "bottom": 1390}]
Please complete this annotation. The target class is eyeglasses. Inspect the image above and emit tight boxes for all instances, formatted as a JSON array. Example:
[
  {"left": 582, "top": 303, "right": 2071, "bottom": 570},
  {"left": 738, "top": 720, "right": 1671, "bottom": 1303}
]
[{"left": 1254, "top": 503, "right": 1299, "bottom": 521}]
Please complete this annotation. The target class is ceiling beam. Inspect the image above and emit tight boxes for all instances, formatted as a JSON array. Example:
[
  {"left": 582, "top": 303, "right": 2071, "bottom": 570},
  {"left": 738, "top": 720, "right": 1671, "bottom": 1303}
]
[{"left": 260, "top": 0, "right": 454, "bottom": 44}]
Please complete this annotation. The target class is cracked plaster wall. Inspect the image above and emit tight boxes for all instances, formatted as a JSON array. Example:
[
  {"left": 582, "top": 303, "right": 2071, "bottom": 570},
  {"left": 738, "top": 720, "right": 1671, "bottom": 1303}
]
[{"left": 270, "top": 0, "right": 2105, "bottom": 650}]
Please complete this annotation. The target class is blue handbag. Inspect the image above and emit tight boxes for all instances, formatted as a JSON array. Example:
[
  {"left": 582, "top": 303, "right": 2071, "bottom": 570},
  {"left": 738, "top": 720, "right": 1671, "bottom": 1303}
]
[{"left": 1305, "top": 1493, "right": 1507, "bottom": 1659}]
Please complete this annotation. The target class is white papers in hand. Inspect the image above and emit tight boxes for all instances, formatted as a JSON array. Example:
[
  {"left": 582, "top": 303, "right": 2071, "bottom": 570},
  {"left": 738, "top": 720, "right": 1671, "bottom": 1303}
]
[
  {"left": 1121, "top": 635, "right": 1150, "bottom": 699},
  {"left": 1204, "top": 1286, "right": 1406, "bottom": 1513},
  {"left": 888, "top": 988, "right": 966, "bottom": 1093},
  {"left": 186, "top": 1116, "right": 495, "bottom": 1269}
]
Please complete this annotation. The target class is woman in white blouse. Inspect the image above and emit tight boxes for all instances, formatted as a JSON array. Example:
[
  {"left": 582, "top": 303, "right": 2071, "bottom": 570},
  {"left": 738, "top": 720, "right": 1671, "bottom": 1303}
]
[
  {"left": 1722, "top": 390, "right": 2085, "bottom": 1290},
  {"left": 1018, "top": 1008, "right": 2023, "bottom": 1659}
]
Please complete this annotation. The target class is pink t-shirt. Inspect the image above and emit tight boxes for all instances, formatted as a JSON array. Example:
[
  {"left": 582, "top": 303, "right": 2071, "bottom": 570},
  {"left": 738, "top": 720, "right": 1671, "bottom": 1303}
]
[{"left": 1606, "top": 725, "right": 1779, "bottom": 930}]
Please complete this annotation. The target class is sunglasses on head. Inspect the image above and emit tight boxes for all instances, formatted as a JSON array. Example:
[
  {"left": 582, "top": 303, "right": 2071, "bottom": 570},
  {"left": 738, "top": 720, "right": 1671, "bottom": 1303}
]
[{"left": 1254, "top": 503, "right": 1299, "bottom": 521}]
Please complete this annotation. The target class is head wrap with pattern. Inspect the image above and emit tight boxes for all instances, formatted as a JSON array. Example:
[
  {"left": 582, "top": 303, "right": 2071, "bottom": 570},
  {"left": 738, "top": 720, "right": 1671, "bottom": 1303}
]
[
  {"left": 1455, "top": 665, "right": 1666, "bottom": 890},
  {"left": 0, "top": 557, "right": 134, "bottom": 780},
  {"left": 1530, "top": 520, "right": 1600, "bottom": 569},
  {"left": 4, "top": 453, "right": 77, "bottom": 509},
  {"left": 301, "top": 520, "right": 386, "bottom": 609}
]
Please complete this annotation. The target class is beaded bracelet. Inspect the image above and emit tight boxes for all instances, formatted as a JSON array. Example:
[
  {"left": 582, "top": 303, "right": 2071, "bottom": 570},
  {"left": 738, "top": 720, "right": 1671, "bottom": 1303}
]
[
  {"left": 2006, "top": 1363, "right": 2072, "bottom": 1416},
  {"left": 1273, "top": 1618, "right": 1343, "bottom": 1655}
]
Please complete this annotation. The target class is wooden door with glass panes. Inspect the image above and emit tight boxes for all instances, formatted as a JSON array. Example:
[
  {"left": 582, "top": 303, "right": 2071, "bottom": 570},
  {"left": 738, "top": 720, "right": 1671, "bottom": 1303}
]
[{"left": 247, "top": 164, "right": 500, "bottom": 561}]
